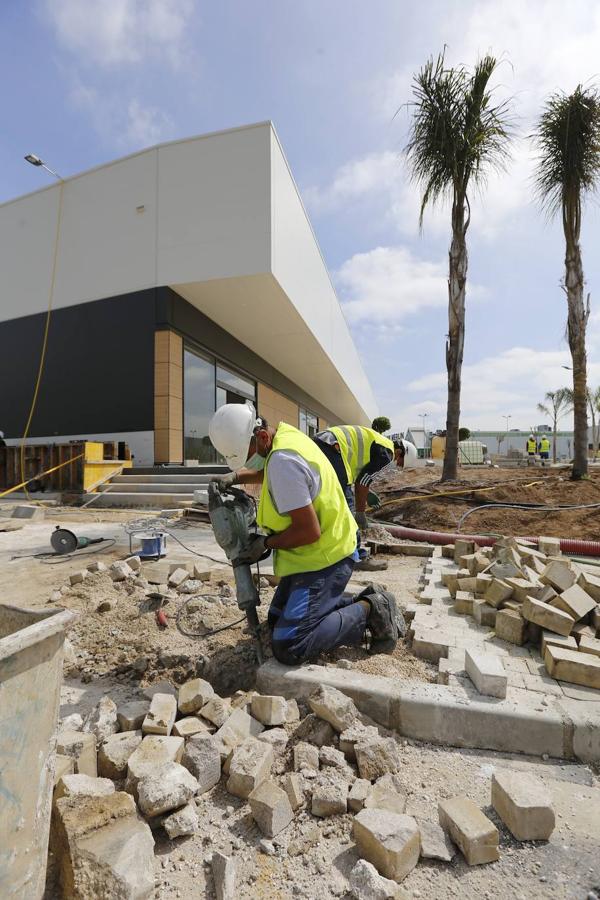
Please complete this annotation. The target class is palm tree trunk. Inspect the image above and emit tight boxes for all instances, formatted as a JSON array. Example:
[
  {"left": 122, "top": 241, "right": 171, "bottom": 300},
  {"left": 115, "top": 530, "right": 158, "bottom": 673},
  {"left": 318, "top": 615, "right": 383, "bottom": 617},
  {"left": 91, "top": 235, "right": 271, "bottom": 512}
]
[
  {"left": 589, "top": 399, "right": 597, "bottom": 462},
  {"left": 442, "top": 197, "right": 467, "bottom": 482},
  {"left": 565, "top": 242, "right": 589, "bottom": 479},
  {"left": 552, "top": 414, "right": 557, "bottom": 463}
]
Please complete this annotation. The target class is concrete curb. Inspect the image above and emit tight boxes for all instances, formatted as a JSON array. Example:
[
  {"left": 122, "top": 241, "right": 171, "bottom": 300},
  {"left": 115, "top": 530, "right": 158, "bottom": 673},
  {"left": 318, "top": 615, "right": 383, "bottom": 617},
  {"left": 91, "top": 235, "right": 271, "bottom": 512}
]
[{"left": 257, "top": 660, "right": 600, "bottom": 764}]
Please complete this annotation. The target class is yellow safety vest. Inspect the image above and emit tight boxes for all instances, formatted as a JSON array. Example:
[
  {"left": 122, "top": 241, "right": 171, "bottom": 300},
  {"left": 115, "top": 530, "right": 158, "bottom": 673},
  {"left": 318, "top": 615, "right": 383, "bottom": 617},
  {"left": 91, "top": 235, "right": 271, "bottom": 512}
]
[
  {"left": 540, "top": 438, "right": 550, "bottom": 453},
  {"left": 257, "top": 423, "right": 357, "bottom": 577},
  {"left": 328, "top": 426, "right": 394, "bottom": 484},
  {"left": 527, "top": 439, "right": 537, "bottom": 453}
]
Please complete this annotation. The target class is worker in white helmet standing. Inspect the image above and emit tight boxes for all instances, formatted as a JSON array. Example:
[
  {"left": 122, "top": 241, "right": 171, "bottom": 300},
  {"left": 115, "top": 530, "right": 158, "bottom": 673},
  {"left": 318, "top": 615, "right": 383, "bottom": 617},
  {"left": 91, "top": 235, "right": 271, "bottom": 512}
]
[{"left": 208, "top": 403, "right": 401, "bottom": 664}]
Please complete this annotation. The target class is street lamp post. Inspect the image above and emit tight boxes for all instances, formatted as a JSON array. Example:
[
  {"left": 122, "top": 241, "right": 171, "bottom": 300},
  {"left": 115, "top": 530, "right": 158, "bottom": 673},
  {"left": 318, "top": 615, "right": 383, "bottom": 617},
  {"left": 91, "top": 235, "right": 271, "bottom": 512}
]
[{"left": 503, "top": 414, "right": 512, "bottom": 454}]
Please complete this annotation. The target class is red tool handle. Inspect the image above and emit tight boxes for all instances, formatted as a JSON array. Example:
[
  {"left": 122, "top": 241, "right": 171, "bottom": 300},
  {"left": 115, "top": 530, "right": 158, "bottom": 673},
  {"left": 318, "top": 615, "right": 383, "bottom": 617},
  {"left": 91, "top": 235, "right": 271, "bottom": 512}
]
[{"left": 155, "top": 609, "right": 168, "bottom": 628}]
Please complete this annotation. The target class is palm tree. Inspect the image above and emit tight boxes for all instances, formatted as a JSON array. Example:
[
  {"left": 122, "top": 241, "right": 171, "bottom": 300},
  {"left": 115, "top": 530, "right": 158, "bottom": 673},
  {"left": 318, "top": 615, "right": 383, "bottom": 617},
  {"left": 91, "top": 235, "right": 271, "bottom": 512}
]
[
  {"left": 537, "top": 389, "right": 571, "bottom": 463},
  {"left": 534, "top": 86, "right": 600, "bottom": 479},
  {"left": 561, "top": 385, "right": 600, "bottom": 460},
  {"left": 405, "top": 53, "right": 511, "bottom": 481}
]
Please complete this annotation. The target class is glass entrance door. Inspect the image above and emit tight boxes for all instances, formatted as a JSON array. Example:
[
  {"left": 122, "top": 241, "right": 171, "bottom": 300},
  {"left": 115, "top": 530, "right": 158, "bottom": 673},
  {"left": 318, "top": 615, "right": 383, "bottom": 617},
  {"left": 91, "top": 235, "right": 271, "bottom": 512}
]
[{"left": 183, "top": 349, "right": 217, "bottom": 462}]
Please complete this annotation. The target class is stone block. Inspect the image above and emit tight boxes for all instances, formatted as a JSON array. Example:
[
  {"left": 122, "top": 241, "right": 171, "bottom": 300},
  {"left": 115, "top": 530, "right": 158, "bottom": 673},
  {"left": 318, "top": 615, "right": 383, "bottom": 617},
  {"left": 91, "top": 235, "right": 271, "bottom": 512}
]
[
  {"left": 168, "top": 566, "right": 189, "bottom": 587},
  {"left": 311, "top": 778, "right": 348, "bottom": 816},
  {"left": 538, "top": 536, "right": 561, "bottom": 556},
  {"left": 192, "top": 564, "right": 212, "bottom": 581},
  {"left": 484, "top": 579, "right": 513, "bottom": 609},
  {"left": 248, "top": 780, "right": 294, "bottom": 837},
  {"left": 251, "top": 694, "right": 288, "bottom": 726},
  {"left": 285, "top": 698, "right": 300, "bottom": 722},
  {"left": 163, "top": 801, "right": 198, "bottom": 839},
  {"left": 109, "top": 560, "right": 133, "bottom": 582},
  {"left": 69, "top": 570, "right": 88, "bottom": 586},
  {"left": 442, "top": 544, "right": 455, "bottom": 558},
  {"left": 592, "top": 604, "right": 600, "bottom": 632},
  {"left": 454, "top": 540, "right": 476, "bottom": 563},
  {"left": 572, "top": 621, "right": 596, "bottom": 642},
  {"left": 339, "top": 723, "right": 380, "bottom": 761},
  {"left": 213, "top": 708, "right": 263, "bottom": 758},
  {"left": 98, "top": 731, "right": 142, "bottom": 780},
  {"left": 502, "top": 600, "right": 522, "bottom": 613},
  {"left": 124, "top": 555, "right": 141, "bottom": 572},
  {"left": 308, "top": 684, "right": 358, "bottom": 732},
  {"left": 12, "top": 504, "right": 44, "bottom": 520},
  {"left": 173, "top": 716, "right": 210, "bottom": 738},
  {"left": 579, "top": 634, "right": 600, "bottom": 658},
  {"left": 355, "top": 738, "right": 402, "bottom": 780},
  {"left": 82, "top": 697, "right": 118, "bottom": 745},
  {"left": 143, "top": 692, "right": 177, "bottom": 736},
  {"left": 55, "top": 774, "right": 115, "bottom": 801},
  {"left": 487, "top": 561, "right": 521, "bottom": 580},
  {"left": 126, "top": 735, "right": 184, "bottom": 797},
  {"left": 178, "top": 678, "right": 215, "bottom": 715},
  {"left": 293, "top": 712, "right": 335, "bottom": 746},
  {"left": 364, "top": 774, "right": 408, "bottom": 814},
  {"left": 473, "top": 600, "right": 497, "bottom": 628},
  {"left": 257, "top": 728, "right": 288, "bottom": 753},
  {"left": 348, "top": 778, "right": 370, "bottom": 812},
  {"left": 353, "top": 809, "right": 420, "bottom": 883},
  {"left": 438, "top": 796, "right": 499, "bottom": 865},
  {"left": 551, "top": 584, "right": 597, "bottom": 622},
  {"left": 87, "top": 561, "right": 107, "bottom": 574},
  {"left": 578, "top": 571, "right": 600, "bottom": 602},
  {"left": 412, "top": 630, "right": 451, "bottom": 663},
  {"left": 417, "top": 818, "right": 456, "bottom": 861},
  {"left": 523, "top": 596, "right": 573, "bottom": 636},
  {"left": 52, "top": 792, "right": 154, "bottom": 899},
  {"left": 293, "top": 741, "right": 320, "bottom": 772},
  {"left": 282, "top": 773, "right": 304, "bottom": 811},
  {"left": 56, "top": 730, "right": 97, "bottom": 777},
  {"left": 494, "top": 609, "right": 527, "bottom": 646},
  {"left": 454, "top": 591, "right": 475, "bottom": 616},
  {"left": 544, "top": 644, "right": 600, "bottom": 689},
  {"left": 54, "top": 754, "right": 75, "bottom": 786},
  {"left": 540, "top": 560, "right": 576, "bottom": 593},
  {"left": 212, "top": 851, "right": 236, "bottom": 900},
  {"left": 465, "top": 649, "right": 507, "bottom": 699},
  {"left": 505, "top": 577, "right": 542, "bottom": 604},
  {"left": 181, "top": 733, "right": 222, "bottom": 794},
  {"left": 457, "top": 576, "right": 478, "bottom": 593},
  {"left": 540, "top": 629, "right": 578, "bottom": 657},
  {"left": 491, "top": 770, "right": 555, "bottom": 841},
  {"left": 200, "top": 696, "right": 231, "bottom": 727},
  {"left": 117, "top": 700, "right": 149, "bottom": 732},
  {"left": 226, "top": 737, "right": 273, "bottom": 799},
  {"left": 137, "top": 761, "right": 199, "bottom": 817},
  {"left": 458, "top": 552, "right": 478, "bottom": 574},
  {"left": 349, "top": 859, "right": 411, "bottom": 900},
  {"left": 476, "top": 573, "right": 493, "bottom": 594}
]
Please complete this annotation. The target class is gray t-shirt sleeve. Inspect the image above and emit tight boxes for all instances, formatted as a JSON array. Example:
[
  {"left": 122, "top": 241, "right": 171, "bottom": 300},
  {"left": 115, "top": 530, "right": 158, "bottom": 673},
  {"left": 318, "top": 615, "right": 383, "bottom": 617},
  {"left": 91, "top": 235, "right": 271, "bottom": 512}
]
[{"left": 266, "top": 450, "right": 321, "bottom": 514}]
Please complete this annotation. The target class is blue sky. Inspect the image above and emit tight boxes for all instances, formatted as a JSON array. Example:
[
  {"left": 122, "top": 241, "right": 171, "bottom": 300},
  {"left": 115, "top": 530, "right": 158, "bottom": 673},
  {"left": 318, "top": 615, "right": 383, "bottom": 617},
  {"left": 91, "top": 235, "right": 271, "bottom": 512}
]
[{"left": 3, "top": 0, "right": 600, "bottom": 432}]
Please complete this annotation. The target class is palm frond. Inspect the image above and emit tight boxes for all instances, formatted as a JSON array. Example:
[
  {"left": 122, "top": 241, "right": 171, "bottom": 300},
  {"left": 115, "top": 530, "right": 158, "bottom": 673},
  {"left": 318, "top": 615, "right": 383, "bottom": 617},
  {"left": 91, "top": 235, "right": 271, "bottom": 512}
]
[{"left": 404, "top": 51, "right": 512, "bottom": 226}]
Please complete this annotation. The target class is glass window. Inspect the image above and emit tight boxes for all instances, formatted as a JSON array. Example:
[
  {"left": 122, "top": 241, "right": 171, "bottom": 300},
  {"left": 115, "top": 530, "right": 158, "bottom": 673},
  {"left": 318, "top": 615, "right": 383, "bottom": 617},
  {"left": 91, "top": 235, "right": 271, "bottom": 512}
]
[
  {"left": 216, "top": 365, "right": 255, "bottom": 401},
  {"left": 184, "top": 349, "right": 217, "bottom": 463},
  {"left": 299, "top": 408, "right": 318, "bottom": 437}
]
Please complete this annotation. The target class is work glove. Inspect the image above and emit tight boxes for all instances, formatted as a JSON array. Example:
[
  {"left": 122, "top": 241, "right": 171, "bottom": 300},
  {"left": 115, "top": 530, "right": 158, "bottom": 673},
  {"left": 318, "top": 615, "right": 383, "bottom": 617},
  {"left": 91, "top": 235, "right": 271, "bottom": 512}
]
[
  {"left": 237, "top": 533, "right": 272, "bottom": 564},
  {"left": 355, "top": 511, "right": 369, "bottom": 531},
  {"left": 212, "top": 471, "right": 238, "bottom": 490}
]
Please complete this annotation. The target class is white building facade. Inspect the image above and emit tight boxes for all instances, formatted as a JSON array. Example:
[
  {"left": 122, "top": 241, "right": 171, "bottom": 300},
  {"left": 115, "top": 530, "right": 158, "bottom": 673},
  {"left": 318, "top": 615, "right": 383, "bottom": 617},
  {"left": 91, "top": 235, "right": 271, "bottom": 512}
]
[{"left": 0, "top": 122, "right": 377, "bottom": 465}]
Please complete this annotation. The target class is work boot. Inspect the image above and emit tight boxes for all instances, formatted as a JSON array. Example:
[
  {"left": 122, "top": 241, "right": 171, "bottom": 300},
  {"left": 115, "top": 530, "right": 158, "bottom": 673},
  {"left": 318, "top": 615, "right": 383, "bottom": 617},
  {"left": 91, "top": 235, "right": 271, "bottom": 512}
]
[
  {"left": 354, "top": 557, "right": 388, "bottom": 572},
  {"left": 355, "top": 585, "right": 399, "bottom": 642}
]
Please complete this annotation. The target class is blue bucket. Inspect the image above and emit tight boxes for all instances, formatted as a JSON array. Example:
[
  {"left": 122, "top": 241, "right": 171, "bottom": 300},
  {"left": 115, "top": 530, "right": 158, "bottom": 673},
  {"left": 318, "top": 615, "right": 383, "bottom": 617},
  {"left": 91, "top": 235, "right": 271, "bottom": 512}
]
[{"left": 138, "top": 532, "right": 167, "bottom": 559}]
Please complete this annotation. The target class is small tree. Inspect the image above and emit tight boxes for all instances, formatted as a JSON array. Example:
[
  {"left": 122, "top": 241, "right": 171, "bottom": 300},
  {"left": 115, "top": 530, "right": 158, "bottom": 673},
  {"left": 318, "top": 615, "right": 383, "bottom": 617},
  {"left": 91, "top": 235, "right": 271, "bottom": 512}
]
[
  {"left": 405, "top": 52, "right": 511, "bottom": 482},
  {"left": 534, "top": 85, "right": 600, "bottom": 478},
  {"left": 371, "top": 416, "right": 391, "bottom": 434},
  {"left": 458, "top": 427, "right": 471, "bottom": 441},
  {"left": 536, "top": 389, "right": 571, "bottom": 462}
]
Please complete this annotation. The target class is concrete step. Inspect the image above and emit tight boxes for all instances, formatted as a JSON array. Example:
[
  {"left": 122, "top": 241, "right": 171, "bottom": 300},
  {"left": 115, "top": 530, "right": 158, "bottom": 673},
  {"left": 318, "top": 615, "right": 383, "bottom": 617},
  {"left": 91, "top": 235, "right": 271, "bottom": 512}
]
[
  {"left": 98, "top": 482, "right": 207, "bottom": 493},
  {"left": 130, "top": 465, "right": 228, "bottom": 476},
  {"left": 113, "top": 474, "right": 215, "bottom": 484},
  {"left": 82, "top": 491, "right": 206, "bottom": 509}
]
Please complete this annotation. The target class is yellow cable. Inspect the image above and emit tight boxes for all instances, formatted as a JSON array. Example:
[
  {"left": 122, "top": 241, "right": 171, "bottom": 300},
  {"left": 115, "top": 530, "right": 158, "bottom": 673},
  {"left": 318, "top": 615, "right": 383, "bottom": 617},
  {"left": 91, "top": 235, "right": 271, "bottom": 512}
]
[
  {"left": 19, "top": 179, "right": 65, "bottom": 501},
  {"left": 0, "top": 453, "right": 83, "bottom": 499},
  {"left": 370, "top": 480, "right": 543, "bottom": 511}
]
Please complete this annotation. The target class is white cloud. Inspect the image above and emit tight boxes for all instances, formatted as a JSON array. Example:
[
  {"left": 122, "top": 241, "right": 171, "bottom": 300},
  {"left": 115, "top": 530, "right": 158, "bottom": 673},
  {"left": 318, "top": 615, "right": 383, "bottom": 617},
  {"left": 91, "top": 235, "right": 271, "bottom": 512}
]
[
  {"left": 44, "top": 0, "right": 194, "bottom": 67},
  {"left": 391, "top": 344, "right": 600, "bottom": 432},
  {"left": 336, "top": 244, "right": 486, "bottom": 326},
  {"left": 71, "top": 80, "right": 174, "bottom": 149}
]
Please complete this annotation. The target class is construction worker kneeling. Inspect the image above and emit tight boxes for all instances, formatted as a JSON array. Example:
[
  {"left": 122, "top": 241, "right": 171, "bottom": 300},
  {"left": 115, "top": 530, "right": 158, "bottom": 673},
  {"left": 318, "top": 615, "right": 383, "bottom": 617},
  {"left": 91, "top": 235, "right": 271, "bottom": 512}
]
[{"left": 208, "top": 403, "right": 402, "bottom": 665}]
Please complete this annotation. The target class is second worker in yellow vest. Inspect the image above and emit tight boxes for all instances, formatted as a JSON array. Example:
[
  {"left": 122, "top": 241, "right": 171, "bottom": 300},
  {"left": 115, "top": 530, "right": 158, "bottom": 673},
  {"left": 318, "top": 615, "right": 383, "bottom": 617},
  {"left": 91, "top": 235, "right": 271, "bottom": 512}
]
[{"left": 208, "top": 404, "right": 401, "bottom": 664}]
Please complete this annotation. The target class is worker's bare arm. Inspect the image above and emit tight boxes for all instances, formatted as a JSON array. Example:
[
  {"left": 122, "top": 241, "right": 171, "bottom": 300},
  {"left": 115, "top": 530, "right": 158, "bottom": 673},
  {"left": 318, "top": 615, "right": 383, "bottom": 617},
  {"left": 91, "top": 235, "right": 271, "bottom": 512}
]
[
  {"left": 266, "top": 504, "right": 321, "bottom": 550},
  {"left": 354, "top": 482, "right": 369, "bottom": 513},
  {"left": 233, "top": 468, "right": 265, "bottom": 485}
]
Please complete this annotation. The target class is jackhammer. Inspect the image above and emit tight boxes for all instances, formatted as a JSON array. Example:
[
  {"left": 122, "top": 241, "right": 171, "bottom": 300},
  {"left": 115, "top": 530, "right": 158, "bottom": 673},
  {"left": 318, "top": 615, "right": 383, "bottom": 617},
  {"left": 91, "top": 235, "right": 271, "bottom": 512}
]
[{"left": 207, "top": 481, "right": 266, "bottom": 663}]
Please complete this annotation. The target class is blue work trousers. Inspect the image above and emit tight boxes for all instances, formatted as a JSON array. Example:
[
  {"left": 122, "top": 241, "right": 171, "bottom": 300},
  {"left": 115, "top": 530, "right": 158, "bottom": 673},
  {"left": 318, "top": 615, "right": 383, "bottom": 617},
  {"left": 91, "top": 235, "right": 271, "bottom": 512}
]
[{"left": 267, "top": 556, "right": 367, "bottom": 665}]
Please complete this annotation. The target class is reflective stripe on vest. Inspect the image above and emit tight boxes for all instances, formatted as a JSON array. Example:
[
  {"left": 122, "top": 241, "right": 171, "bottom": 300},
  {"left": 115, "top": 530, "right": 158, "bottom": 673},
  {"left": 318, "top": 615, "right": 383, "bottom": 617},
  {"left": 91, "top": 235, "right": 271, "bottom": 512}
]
[
  {"left": 257, "top": 423, "right": 357, "bottom": 577},
  {"left": 329, "top": 426, "right": 394, "bottom": 483}
]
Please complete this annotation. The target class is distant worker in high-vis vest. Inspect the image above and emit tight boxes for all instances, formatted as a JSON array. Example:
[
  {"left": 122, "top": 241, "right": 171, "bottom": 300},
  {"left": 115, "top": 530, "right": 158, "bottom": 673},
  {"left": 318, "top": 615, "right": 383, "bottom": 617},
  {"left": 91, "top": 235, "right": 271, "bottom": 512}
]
[
  {"left": 526, "top": 434, "right": 537, "bottom": 460},
  {"left": 208, "top": 404, "right": 400, "bottom": 664},
  {"left": 538, "top": 434, "right": 550, "bottom": 465}
]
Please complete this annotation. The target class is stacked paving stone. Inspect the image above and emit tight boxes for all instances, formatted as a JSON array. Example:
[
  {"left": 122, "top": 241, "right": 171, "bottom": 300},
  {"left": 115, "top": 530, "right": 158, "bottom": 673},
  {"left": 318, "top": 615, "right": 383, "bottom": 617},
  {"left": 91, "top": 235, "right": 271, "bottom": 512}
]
[
  {"left": 411, "top": 536, "right": 600, "bottom": 697},
  {"left": 51, "top": 677, "right": 558, "bottom": 896}
]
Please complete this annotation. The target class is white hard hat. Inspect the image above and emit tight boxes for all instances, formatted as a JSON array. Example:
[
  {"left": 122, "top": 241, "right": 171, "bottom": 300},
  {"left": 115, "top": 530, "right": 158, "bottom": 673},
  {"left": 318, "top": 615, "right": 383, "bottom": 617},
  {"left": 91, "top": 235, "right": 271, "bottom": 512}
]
[
  {"left": 402, "top": 440, "right": 418, "bottom": 465},
  {"left": 209, "top": 402, "right": 258, "bottom": 470}
]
